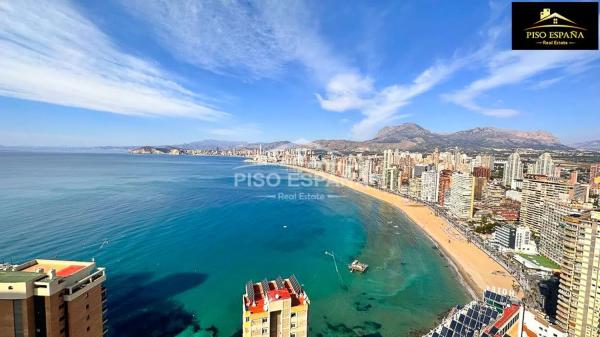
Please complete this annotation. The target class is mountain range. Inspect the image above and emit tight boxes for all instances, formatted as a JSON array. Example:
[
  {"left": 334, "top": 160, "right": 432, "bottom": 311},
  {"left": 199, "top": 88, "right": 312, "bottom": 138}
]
[
  {"left": 154, "top": 123, "right": 573, "bottom": 153},
  {"left": 572, "top": 139, "right": 600, "bottom": 151},
  {"left": 307, "top": 123, "right": 567, "bottom": 152}
]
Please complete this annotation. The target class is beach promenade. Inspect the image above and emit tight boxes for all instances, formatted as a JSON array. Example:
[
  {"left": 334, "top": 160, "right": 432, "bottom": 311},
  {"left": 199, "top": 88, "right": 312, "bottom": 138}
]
[{"left": 287, "top": 165, "right": 522, "bottom": 299}]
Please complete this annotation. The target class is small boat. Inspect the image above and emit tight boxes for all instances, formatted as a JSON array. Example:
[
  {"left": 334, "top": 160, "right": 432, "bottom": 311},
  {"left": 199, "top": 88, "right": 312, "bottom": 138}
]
[{"left": 348, "top": 260, "right": 368, "bottom": 273}]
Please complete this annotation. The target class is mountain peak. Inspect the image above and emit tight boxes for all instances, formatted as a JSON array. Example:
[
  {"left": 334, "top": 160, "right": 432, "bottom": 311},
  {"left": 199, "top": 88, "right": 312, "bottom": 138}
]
[{"left": 374, "top": 123, "right": 432, "bottom": 141}]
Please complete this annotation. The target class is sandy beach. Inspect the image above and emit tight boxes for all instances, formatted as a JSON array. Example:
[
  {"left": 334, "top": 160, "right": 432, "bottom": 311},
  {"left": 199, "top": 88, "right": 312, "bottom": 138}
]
[{"left": 287, "top": 165, "right": 522, "bottom": 299}]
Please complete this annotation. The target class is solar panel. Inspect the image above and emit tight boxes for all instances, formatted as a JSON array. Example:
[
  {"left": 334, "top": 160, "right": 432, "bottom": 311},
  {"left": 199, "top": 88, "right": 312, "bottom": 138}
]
[
  {"left": 289, "top": 274, "right": 302, "bottom": 294},
  {"left": 261, "top": 279, "right": 270, "bottom": 294},
  {"left": 246, "top": 281, "right": 255, "bottom": 303},
  {"left": 275, "top": 276, "right": 285, "bottom": 289}
]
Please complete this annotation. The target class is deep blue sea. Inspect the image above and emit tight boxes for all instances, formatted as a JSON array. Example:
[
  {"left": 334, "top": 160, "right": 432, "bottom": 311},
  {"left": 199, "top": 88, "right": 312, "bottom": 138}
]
[{"left": 0, "top": 152, "right": 469, "bottom": 337}]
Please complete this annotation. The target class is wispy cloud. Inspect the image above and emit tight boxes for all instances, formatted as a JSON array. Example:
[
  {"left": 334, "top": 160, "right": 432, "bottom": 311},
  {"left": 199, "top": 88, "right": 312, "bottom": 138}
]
[
  {"left": 444, "top": 50, "right": 599, "bottom": 117},
  {"left": 208, "top": 124, "right": 262, "bottom": 139},
  {"left": 317, "top": 60, "right": 463, "bottom": 139},
  {"left": 123, "top": 0, "right": 345, "bottom": 82},
  {"left": 0, "top": 0, "right": 227, "bottom": 120}
]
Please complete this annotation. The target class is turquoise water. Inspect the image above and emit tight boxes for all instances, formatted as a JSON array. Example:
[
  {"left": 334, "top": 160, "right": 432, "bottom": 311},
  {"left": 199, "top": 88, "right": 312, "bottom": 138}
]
[{"left": 0, "top": 152, "right": 469, "bottom": 337}]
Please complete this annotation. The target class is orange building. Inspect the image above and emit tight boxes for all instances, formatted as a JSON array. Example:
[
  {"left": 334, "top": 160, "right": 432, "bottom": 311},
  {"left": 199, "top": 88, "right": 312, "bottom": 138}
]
[
  {"left": 242, "top": 275, "right": 309, "bottom": 337},
  {"left": 0, "top": 259, "right": 106, "bottom": 337}
]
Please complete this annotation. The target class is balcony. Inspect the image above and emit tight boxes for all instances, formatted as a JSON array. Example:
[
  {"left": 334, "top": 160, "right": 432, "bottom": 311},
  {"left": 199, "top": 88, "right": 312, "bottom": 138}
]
[{"left": 64, "top": 268, "right": 106, "bottom": 301}]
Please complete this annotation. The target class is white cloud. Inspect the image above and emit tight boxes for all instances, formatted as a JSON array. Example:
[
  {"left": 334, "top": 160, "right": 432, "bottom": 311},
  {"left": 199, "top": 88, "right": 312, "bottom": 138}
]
[
  {"left": 317, "top": 60, "right": 462, "bottom": 139},
  {"left": 0, "top": 0, "right": 227, "bottom": 120},
  {"left": 444, "top": 50, "right": 599, "bottom": 117},
  {"left": 123, "top": 0, "right": 345, "bottom": 82},
  {"left": 208, "top": 124, "right": 262, "bottom": 139}
]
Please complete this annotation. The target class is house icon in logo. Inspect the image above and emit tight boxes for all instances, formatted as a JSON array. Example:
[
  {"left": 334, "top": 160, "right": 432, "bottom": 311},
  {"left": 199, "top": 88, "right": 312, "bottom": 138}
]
[{"left": 526, "top": 8, "right": 586, "bottom": 30}]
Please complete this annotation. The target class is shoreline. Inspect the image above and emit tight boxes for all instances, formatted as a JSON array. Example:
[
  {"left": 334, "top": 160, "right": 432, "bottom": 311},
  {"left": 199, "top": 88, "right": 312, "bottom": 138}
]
[{"left": 281, "top": 164, "right": 520, "bottom": 300}]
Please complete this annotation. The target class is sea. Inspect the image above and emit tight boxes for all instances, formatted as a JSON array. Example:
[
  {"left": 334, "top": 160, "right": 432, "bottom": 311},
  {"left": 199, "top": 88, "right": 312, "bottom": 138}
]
[{"left": 0, "top": 152, "right": 470, "bottom": 337}]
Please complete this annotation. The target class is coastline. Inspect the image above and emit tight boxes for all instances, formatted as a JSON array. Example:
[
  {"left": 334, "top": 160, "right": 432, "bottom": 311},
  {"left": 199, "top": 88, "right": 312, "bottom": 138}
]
[{"left": 282, "top": 164, "right": 521, "bottom": 300}]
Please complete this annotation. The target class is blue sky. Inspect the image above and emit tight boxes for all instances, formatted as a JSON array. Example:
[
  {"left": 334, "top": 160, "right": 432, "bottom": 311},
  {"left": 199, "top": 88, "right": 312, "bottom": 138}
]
[{"left": 0, "top": 0, "right": 599, "bottom": 146}]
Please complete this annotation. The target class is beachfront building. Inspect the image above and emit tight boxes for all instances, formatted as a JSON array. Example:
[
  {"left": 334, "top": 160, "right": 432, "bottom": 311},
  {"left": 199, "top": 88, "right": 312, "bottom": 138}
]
[
  {"left": 242, "top": 275, "right": 309, "bottom": 337},
  {"left": 421, "top": 169, "right": 439, "bottom": 202},
  {"left": 514, "top": 226, "right": 536, "bottom": 254},
  {"left": 447, "top": 172, "right": 475, "bottom": 220},
  {"left": 492, "top": 225, "right": 516, "bottom": 251},
  {"left": 409, "top": 177, "right": 422, "bottom": 199},
  {"left": 0, "top": 259, "right": 107, "bottom": 337},
  {"left": 502, "top": 151, "right": 523, "bottom": 189},
  {"left": 539, "top": 200, "right": 591, "bottom": 265},
  {"left": 557, "top": 211, "right": 600, "bottom": 337},
  {"left": 426, "top": 290, "right": 521, "bottom": 337},
  {"left": 438, "top": 169, "right": 452, "bottom": 206},
  {"left": 520, "top": 178, "right": 574, "bottom": 234}
]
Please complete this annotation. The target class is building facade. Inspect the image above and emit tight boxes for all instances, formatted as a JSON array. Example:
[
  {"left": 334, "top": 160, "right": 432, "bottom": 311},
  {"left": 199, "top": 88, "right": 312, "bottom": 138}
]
[
  {"left": 242, "top": 275, "right": 309, "bottom": 337},
  {"left": 520, "top": 178, "right": 574, "bottom": 234},
  {"left": 557, "top": 212, "right": 600, "bottom": 337},
  {"left": 447, "top": 172, "right": 475, "bottom": 220},
  {"left": 421, "top": 169, "right": 439, "bottom": 202},
  {"left": 0, "top": 259, "right": 107, "bottom": 337},
  {"left": 502, "top": 152, "right": 523, "bottom": 189}
]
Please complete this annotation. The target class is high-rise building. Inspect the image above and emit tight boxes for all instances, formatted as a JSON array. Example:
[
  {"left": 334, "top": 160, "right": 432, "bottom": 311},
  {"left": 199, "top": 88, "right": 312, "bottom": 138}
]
[
  {"left": 242, "top": 275, "right": 309, "bottom": 337},
  {"left": 421, "top": 169, "right": 439, "bottom": 202},
  {"left": 557, "top": 211, "right": 600, "bottom": 337},
  {"left": 538, "top": 200, "right": 588, "bottom": 265},
  {"left": 447, "top": 172, "right": 475, "bottom": 220},
  {"left": 520, "top": 178, "right": 574, "bottom": 234},
  {"left": 502, "top": 151, "right": 523, "bottom": 189},
  {"left": 481, "top": 155, "right": 495, "bottom": 169},
  {"left": 533, "top": 153, "right": 555, "bottom": 177},
  {"left": 473, "top": 166, "right": 491, "bottom": 180},
  {"left": 0, "top": 259, "right": 107, "bottom": 337},
  {"left": 589, "top": 164, "right": 600, "bottom": 194},
  {"left": 438, "top": 169, "right": 453, "bottom": 206},
  {"left": 408, "top": 177, "right": 422, "bottom": 199}
]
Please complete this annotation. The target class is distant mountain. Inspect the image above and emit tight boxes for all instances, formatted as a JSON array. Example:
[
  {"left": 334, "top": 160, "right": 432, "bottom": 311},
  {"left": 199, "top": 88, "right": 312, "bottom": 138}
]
[
  {"left": 572, "top": 139, "right": 600, "bottom": 151},
  {"left": 131, "top": 123, "right": 574, "bottom": 154},
  {"left": 311, "top": 123, "right": 569, "bottom": 152}
]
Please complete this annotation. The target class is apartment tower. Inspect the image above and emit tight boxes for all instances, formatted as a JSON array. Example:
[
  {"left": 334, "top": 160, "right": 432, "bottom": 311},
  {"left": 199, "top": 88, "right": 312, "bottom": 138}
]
[
  {"left": 447, "top": 172, "right": 475, "bottom": 220},
  {"left": 242, "top": 275, "right": 309, "bottom": 337},
  {"left": 557, "top": 211, "right": 600, "bottom": 337},
  {"left": 502, "top": 151, "right": 523, "bottom": 189},
  {"left": 0, "top": 259, "right": 107, "bottom": 337},
  {"left": 520, "top": 178, "right": 574, "bottom": 234}
]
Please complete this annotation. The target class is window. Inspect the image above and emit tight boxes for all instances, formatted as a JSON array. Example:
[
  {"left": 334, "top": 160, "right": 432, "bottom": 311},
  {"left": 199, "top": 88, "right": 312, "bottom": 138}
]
[
  {"left": 291, "top": 334, "right": 296, "bottom": 337},
  {"left": 291, "top": 322, "right": 296, "bottom": 328},
  {"left": 85, "top": 304, "right": 90, "bottom": 310},
  {"left": 262, "top": 318, "right": 267, "bottom": 323},
  {"left": 245, "top": 317, "right": 249, "bottom": 322},
  {"left": 86, "top": 327, "right": 90, "bottom": 332},
  {"left": 261, "top": 328, "right": 268, "bottom": 334},
  {"left": 291, "top": 312, "right": 296, "bottom": 318}
]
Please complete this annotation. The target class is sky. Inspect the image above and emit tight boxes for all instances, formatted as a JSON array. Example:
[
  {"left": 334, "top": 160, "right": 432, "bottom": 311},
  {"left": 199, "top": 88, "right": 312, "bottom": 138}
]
[{"left": 0, "top": 0, "right": 599, "bottom": 147}]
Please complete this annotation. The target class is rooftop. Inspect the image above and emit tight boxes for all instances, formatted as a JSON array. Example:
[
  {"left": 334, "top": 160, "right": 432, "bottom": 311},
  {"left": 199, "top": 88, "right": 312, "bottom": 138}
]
[
  {"left": 0, "top": 271, "right": 44, "bottom": 283},
  {"left": 243, "top": 275, "right": 308, "bottom": 314},
  {"left": 21, "top": 259, "right": 91, "bottom": 278}
]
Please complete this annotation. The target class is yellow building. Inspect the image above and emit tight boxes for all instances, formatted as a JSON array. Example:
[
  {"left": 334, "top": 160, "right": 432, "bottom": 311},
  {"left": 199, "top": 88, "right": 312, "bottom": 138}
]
[
  {"left": 242, "top": 275, "right": 309, "bottom": 337},
  {"left": 557, "top": 211, "right": 600, "bottom": 337}
]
